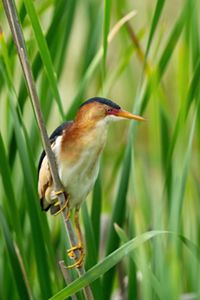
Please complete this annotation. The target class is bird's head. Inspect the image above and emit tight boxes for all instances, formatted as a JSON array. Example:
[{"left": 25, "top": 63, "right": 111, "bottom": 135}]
[{"left": 76, "top": 97, "right": 144, "bottom": 127}]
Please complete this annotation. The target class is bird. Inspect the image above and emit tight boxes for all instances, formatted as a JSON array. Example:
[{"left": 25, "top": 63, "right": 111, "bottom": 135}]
[{"left": 38, "top": 97, "right": 144, "bottom": 268}]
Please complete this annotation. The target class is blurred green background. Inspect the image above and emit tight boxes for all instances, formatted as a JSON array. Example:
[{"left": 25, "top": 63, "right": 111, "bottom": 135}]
[{"left": 0, "top": 0, "right": 200, "bottom": 299}]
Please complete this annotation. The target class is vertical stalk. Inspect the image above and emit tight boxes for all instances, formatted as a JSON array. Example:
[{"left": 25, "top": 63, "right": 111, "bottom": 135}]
[{"left": 2, "top": 1, "right": 93, "bottom": 299}]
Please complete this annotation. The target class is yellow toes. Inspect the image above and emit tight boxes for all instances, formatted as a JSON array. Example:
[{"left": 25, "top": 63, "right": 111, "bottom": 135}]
[{"left": 65, "top": 244, "right": 84, "bottom": 269}]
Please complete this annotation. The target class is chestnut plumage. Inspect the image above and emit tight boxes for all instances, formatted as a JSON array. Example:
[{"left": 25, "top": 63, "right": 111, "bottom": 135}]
[
  {"left": 38, "top": 97, "right": 144, "bottom": 214},
  {"left": 37, "top": 97, "right": 144, "bottom": 268}
]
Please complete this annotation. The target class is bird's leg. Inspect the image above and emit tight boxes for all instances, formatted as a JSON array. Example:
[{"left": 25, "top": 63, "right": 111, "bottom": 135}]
[
  {"left": 66, "top": 207, "right": 85, "bottom": 269},
  {"left": 53, "top": 190, "right": 70, "bottom": 218}
]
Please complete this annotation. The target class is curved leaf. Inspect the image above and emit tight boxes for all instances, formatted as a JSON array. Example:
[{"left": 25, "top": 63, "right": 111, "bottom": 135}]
[{"left": 50, "top": 231, "right": 167, "bottom": 300}]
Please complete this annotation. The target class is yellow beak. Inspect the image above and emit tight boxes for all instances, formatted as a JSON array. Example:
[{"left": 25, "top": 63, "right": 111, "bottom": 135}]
[{"left": 116, "top": 109, "right": 145, "bottom": 121}]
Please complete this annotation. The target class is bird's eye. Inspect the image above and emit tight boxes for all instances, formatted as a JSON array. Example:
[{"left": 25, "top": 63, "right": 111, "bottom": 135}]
[{"left": 107, "top": 108, "right": 113, "bottom": 113}]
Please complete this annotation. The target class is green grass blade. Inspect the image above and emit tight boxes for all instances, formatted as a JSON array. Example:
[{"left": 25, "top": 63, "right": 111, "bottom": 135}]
[
  {"left": 1, "top": 24, "right": 59, "bottom": 278},
  {"left": 157, "top": 1, "right": 188, "bottom": 78},
  {"left": 185, "top": 58, "right": 200, "bottom": 116},
  {"left": 0, "top": 133, "right": 22, "bottom": 239},
  {"left": 145, "top": 0, "right": 165, "bottom": 58},
  {"left": 22, "top": 0, "right": 65, "bottom": 119},
  {"left": 81, "top": 202, "right": 102, "bottom": 300},
  {"left": 1, "top": 62, "right": 52, "bottom": 298},
  {"left": 80, "top": 4, "right": 102, "bottom": 76},
  {"left": 27, "top": 0, "right": 77, "bottom": 153},
  {"left": 66, "top": 11, "right": 134, "bottom": 119},
  {"left": 50, "top": 231, "right": 167, "bottom": 300},
  {"left": 0, "top": 207, "right": 31, "bottom": 300},
  {"left": 11, "top": 101, "right": 52, "bottom": 299},
  {"left": 82, "top": 203, "right": 98, "bottom": 268},
  {"left": 53, "top": 0, "right": 77, "bottom": 73},
  {"left": 91, "top": 174, "right": 102, "bottom": 251},
  {"left": 141, "top": 0, "right": 190, "bottom": 113},
  {"left": 103, "top": 0, "right": 111, "bottom": 74},
  {"left": 17, "top": 0, "right": 76, "bottom": 113},
  {"left": 8, "top": 0, "right": 75, "bottom": 166},
  {"left": 169, "top": 111, "right": 197, "bottom": 231},
  {"left": 115, "top": 224, "right": 163, "bottom": 299},
  {"left": 164, "top": 58, "right": 200, "bottom": 197},
  {"left": 102, "top": 142, "right": 132, "bottom": 299},
  {"left": 127, "top": 215, "right": 137, "bottom": 300}
]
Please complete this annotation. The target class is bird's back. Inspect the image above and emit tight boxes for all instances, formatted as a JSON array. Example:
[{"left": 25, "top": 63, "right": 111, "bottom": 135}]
[
  {"left": 38, "top": 121, "right": 73, "bottom": 175},
  {"left": 37, "top": 121, "right": 73, "bottom": 212}
]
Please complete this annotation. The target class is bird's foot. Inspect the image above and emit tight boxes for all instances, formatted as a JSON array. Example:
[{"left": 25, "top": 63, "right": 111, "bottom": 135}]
[
  {"left": 50, "top": 189, "right": 65, "bottom": 200},
  {"left": 53, "top": 190, "right": 70, "bottom": 217},
  {"left": 65, "top": 244, "right": 85, "bottom": 269}
]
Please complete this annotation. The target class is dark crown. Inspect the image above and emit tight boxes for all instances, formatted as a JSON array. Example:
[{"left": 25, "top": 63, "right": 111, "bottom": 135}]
[{"left": 80, "top": 97, "right": 121, "bottom": 110}]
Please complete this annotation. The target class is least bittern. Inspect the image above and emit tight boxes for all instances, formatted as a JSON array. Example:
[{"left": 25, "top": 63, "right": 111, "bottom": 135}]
[{"left": 38, "top": 97, "right": 144, "bottom": 268}]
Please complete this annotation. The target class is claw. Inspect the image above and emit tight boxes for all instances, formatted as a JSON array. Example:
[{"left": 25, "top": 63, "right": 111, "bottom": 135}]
[
  {"left": 54, "top": 190, "right": 66, "bottom": 196},
  {"left": 53, "top": 190, "right": 69, "bottom": 217},
  {"left": 67, "top": 244, "right": 83, "bottom": 258},
  {"left": 53, "top": 199, "right": 69, "bottom": 216},
  {"left": 65, "top": 244, "right": 84, "bottom": 269}
]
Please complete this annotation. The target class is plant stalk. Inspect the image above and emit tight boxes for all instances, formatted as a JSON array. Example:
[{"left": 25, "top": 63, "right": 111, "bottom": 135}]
[{"left": 2, "top": 0, "right": 93, "bottom": 299}]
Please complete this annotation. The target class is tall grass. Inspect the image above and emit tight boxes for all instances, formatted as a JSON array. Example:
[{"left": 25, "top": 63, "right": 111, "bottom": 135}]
[{"left": 0, "top": 0, "right": 200, "bottom": 299}]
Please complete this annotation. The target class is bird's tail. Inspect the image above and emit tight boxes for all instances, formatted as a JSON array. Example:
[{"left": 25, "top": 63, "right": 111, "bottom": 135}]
[
  {"left": 40, "top": 197, "right": 51, "bottom": 212},
  {"left": 40, "top": 197, "right": 61, "bottom": 215}
]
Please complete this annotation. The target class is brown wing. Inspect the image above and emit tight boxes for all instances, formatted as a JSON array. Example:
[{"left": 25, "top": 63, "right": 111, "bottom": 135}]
[
  {"left": 37, "top": 121, "right": 73, "bottom": 212},
  {"left": 38, "top": 154, "right": 53, "bottom": 211}
]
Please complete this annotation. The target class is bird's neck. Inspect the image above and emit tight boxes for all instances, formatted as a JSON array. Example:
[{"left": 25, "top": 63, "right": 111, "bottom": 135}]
[{"left": 61, "top": 118, "right": 109, "bottom": 150}]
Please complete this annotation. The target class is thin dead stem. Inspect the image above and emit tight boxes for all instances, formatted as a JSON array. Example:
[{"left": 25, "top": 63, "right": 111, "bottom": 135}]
[
  {"left": 2, "top": 1, "right": 93, "bottom": 299},
  {"left": 125, "top": 21, "right": 152, "bottom": 75}
]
